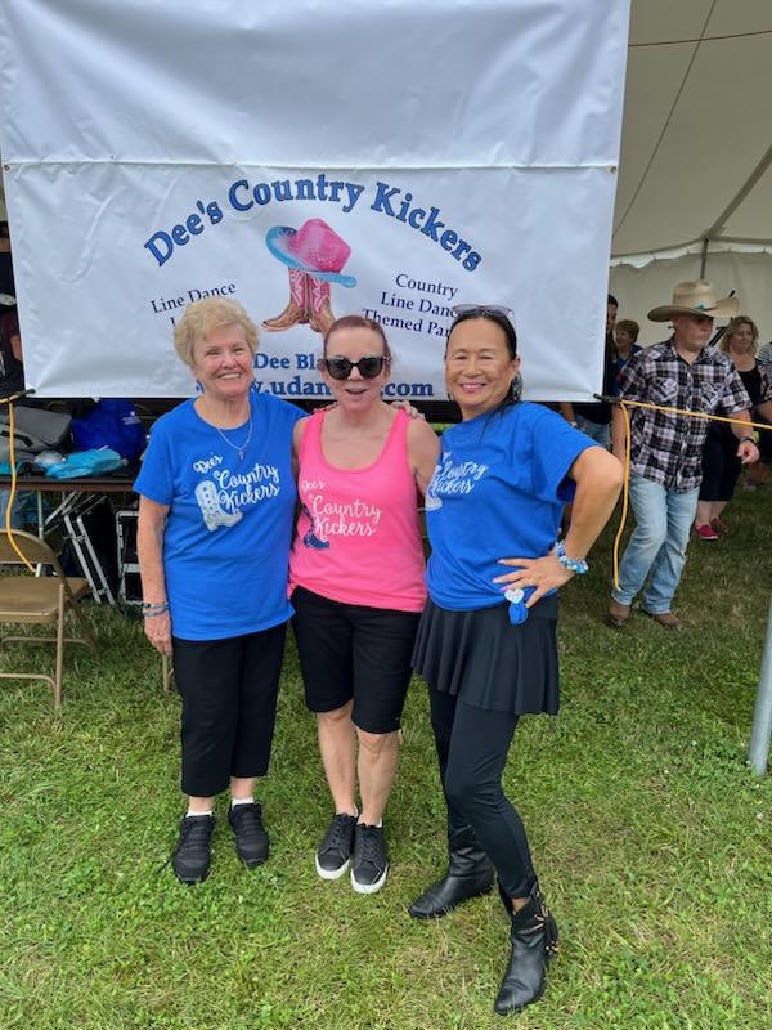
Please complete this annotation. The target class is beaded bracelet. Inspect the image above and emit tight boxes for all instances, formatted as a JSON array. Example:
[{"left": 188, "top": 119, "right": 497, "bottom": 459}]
[
  {"left": 555, "top": 541, "right": 588, "bottom": 575},
  {"left": 142, "top": 602, "right": 169, "bottom": 617}
]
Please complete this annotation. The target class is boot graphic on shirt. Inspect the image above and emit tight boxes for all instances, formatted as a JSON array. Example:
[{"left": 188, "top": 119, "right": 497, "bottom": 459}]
[
  {"left": 195, "top": 480, "right": 243, "bottom": 532},
  {"left": 301, "top": 503, "right": 329, "bottom": 549}
]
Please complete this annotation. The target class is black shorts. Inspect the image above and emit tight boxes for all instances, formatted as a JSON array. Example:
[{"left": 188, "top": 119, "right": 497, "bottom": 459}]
[
  {"left": 291, "top": 586, "right": 420, "bottom": 734},
  {"left": 172, "top": 623, "right": 287, "bottom": 797}
]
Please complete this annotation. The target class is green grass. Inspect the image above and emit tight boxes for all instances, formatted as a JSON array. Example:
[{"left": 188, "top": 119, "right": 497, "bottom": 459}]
[{"left": 1, "top": 487, "right": 770, "bottom": 1029}]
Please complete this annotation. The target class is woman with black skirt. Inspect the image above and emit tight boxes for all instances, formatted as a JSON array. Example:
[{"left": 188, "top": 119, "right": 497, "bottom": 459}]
[{"left": 408, "top": 307, "right": 623, "bottom": 1016}]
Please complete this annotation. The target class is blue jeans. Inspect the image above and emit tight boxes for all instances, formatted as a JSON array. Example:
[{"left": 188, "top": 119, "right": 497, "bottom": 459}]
[
  {"left": 612, "top": 476, "right": 699, "bottom": 614},
  {"left": 574, "top": 415, "right": 610, "bottom": 449}
]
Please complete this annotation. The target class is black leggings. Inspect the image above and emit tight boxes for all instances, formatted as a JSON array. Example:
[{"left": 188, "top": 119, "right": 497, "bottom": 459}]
[{"left": 429, "top": 689, "right": 536, "bottom": 899}]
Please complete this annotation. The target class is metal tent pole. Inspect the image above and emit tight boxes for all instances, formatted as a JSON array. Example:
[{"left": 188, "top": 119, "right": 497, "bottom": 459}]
[
  {"left": 749, "top": 597, "right": 772, "bottom": 776},
  {"left": 699, "top": 237, "right": 709, "bottom": 278}
]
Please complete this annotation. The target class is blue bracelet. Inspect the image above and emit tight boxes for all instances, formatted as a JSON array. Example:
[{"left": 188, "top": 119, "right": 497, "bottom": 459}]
[{"left": 555, "top": 541, "right": 588, "bottom": 574}]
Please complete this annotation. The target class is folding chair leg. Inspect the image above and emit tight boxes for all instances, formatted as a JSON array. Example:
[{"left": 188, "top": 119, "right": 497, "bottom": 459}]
[
  {"left": 72, "top": 604, "right": 98, "bottom": 655},
  {"left": 55, "top": 585, "right": 65, "bottom": 710}
]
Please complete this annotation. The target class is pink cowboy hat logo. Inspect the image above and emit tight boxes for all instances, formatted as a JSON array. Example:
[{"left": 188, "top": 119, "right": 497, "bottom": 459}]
[{"left": 263, "top": 218, "right": 357, "bottom": 334}]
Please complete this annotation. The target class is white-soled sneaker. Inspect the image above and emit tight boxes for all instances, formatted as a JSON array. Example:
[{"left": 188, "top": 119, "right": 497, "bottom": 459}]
[
  {"left": 351, "top": 823, "right": 388, "bottom": 895},
  {"left": 315, "top": 813, "right": 357, "bottom": 880}
]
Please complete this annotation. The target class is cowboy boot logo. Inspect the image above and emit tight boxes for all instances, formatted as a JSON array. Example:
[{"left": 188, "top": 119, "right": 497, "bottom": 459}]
[
  {"left": 195, "top": 480, "right": 243, "bottom": 532},
  {"left": 262, "top": 218, "right": 356, "bottom": 334}
]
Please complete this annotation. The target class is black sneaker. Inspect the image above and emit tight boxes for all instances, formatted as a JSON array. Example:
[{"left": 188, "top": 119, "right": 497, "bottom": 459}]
[
  {"left": 315, "top": 813, "right": 357, "bottom": 880},
  {"left": 172, "top": 814, "right": 214, "bottom": 885},
  {"left": 351, "top": 823, "right": 389, "bottom": 894},
  {"left": 228, "top": 802, "right": 269, "bottom": 868}
]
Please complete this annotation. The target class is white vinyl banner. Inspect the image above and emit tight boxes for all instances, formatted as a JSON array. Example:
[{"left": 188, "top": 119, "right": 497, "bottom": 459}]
[{"left": 0, "top": 0, "right": 629, "bottom": 400}]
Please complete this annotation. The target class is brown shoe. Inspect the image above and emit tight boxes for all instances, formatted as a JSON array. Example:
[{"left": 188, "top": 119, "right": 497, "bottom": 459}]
[
  {"left": 643, "top": 610, "right": 681, "bottom": 630},
  {"left": 261, "top": 299, "right": 308, "bottom": 332},
  {"left": 607, "top": 598, "right": 630, "bottom": 628},
  {"left": 262, "top": 270, "right": 309, "bottom": 332}
]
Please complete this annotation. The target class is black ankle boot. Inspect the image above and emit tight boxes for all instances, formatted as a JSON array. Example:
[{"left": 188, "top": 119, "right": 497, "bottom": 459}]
[
  {"left": 408, "top": 825, "right": 494, "bottom": 919},
  {"left": 494, "top": 882, "right": 558, "bottom": 1016}
]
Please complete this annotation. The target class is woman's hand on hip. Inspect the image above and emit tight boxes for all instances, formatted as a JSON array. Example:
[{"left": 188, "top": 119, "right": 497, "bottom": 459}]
[
  {"left": 144, "top": 611, "right": 172, "bottom": 656},
  {"left": 493, "top": 552, "right": 573, "bottom": 607}
]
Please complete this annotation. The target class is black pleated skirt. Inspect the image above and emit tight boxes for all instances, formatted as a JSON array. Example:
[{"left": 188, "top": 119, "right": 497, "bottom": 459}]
[{"left": 412, "top": 595, "right": 560, "bottom": 715}]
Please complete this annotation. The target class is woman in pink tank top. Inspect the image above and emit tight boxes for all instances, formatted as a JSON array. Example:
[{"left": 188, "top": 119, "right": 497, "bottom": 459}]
[{"left": 290, "top": 315, "right": 438, "bottom": 895}]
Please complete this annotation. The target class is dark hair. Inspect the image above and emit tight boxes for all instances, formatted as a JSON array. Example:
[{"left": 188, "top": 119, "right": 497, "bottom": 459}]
[
  {"left": 607, "top": 293, "right": 618, "bottom": 308},
  {"left": 445, "top": 308, "right": 520, "bottom": 414},
  {"left": 616, "top": 318, "right": 639, "bottom": 342},
  {"left": 323, "top": 314, "right": 391, "bottom": 361}
]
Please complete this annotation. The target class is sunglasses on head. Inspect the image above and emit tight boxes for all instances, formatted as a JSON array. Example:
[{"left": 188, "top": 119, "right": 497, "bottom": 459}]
[
  {"left": 452, "top": 304, "right": 514, "bottom": 320},
  {"left": 322, "top": 355, "right": 387, "bottom": 381}
]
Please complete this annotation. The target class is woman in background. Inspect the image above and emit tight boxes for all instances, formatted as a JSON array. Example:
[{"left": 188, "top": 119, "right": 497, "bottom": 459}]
[{"left": 694, "top": 315, "right": 772, "bottom": 538}]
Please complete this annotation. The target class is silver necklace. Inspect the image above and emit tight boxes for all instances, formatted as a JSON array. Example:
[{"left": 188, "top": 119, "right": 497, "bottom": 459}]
[{"left": 213, "top": 406, "right": 253, "bottom": 461}]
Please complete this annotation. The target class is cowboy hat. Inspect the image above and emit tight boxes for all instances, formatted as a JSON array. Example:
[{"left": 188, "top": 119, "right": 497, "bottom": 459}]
[
  {"left": 265, "top": 218, "right": 357, "bottom": 287},
  {"left": 648, "top": 280, "right": 739, "bottom": 322}
]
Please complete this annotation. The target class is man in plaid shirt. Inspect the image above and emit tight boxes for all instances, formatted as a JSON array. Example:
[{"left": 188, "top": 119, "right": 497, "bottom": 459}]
[{"left": 608, "top": 281, "right": 758, "bottom": 629}]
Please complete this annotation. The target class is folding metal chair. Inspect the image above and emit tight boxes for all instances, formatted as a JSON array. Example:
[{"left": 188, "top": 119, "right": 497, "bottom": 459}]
[{"left": 0, "top": 530, "right": 98, "bottom": 708}]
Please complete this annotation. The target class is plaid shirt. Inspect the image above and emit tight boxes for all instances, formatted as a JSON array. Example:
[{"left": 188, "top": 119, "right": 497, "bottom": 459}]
[{"left": 618, "top": 338, "right": 751, "bottom": 491}]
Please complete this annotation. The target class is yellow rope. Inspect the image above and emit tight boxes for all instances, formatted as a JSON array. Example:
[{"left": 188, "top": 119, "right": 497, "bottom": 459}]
[
  {"left": 612, "top": 400, "right": 768, "bottom": 589},
  {"left": 1, "top": 393, "right": 36, "bottom": 573}
]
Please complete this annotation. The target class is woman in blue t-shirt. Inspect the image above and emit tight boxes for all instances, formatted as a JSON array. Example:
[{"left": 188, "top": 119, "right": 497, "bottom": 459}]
[
  {"left": 408, "top": 307, "right": 623, "bottom": 1016},
  {"left": 136, "top": 298, "right": 303, "bottom": 886}
]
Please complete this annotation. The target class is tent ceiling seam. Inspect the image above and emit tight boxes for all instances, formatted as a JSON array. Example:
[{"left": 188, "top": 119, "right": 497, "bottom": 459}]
[
  {"left": 630, "top": 28, "right": 772, "bottom": 47},
  {"left": 703, "top": 142, "right": 772, "bottom": 240},
  {"left": 612, "top": 0, "right": 719, "bottom": 242}
]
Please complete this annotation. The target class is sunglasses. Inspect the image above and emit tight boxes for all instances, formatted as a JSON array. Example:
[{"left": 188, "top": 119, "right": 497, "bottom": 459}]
[
  {"left": 322, "top": 355, "right": 387, "bottom": 381},
  {"left": 452, "top": 304, "right": 514, "bottom": 320}
]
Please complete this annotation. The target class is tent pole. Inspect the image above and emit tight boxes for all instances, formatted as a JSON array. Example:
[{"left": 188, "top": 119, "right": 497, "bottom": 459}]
[
  {"left": 749, "top": 596, "right": 772, "bottom": 776},
  {"left": 699, "top": 237, "right": 709, "bottom": 278}
]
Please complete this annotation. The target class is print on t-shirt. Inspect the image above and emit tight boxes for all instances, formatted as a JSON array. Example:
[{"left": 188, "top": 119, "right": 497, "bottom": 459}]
[
  {"left": 300, "top": 477, "right": 383, "bottom": 546},
  {"left": 425, "top": 450, "right": 489, "bottom": 511},
  {"left": 192, "top": 454, "right": 281, "bottom": 532}
]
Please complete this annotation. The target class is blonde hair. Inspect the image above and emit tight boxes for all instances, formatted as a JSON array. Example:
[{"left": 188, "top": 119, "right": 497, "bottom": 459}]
[
  {"left": 721, "top": 315, "right": 758, "bottom": 355},
  {"left": 173, "top": 297, "right": 258, "bottom": 368}
]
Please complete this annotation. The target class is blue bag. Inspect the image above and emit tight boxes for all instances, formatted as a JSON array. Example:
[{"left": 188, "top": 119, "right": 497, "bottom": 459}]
[
  {"left": 45, "top": 448, "right": 123, "bottom": 479},
  {"left": 71, "top": 400, "right": 146, "bottom": 462}
]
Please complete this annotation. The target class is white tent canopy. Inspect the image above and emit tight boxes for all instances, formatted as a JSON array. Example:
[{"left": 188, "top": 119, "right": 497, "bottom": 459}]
[
  {"left": 611, "top": 0, "right": 772, "bottom": 342},
  {"left": 614, "top": 0, "right": 772, "bottom": 258}
]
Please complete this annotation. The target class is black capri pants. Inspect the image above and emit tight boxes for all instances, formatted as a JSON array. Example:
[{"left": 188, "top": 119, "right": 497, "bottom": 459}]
[
  {"left": 291, "top": 586, "right": 420, "bottom": 734},
  {"left": 172, "top": 622, "right": 287, "bottom": 797},
  {"left": 699, "top": 426, "right": 741, "bottom": 502}
]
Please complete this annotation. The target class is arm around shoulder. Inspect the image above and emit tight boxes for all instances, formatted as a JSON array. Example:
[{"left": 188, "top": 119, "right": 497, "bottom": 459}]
[
  {"left": 292, "top": 416, "right": 309, "bottom": 478},
  {"left": 408, "top": 418, "right": 440, "bottom": 494}
]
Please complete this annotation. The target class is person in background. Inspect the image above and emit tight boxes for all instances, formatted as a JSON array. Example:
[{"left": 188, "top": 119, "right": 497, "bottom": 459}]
[
  {"left": 614, "top": 318, "right": 641, "bottom": 379},
  {"left": 136, "top": 297, "right": 303, "bottom": 885},
  {"left": 0, "top": 293, "right": 27, "bottom": 528},
  {"left": 290, "top": 315, "right": 439, "bottom": 895},
  {"left": 561, "top": 293, "right": 618, "bottom": 446},
  {"left": 752, "top": 339, "right": 772, "bottom": 483},
  {"left": 608, "top": 282, "right": 757, "bottom": 630},
  {"left": 409, "top": 306, "right": 622, "bottom": 1015},
  {"left": 694, "top": 316, "right": 772, "bottom": 537}
]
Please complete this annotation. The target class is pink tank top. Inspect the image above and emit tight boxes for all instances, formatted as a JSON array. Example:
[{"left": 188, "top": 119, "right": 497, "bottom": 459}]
[{"left": 290, "top": 409, "right": 426, "bottom": 612}]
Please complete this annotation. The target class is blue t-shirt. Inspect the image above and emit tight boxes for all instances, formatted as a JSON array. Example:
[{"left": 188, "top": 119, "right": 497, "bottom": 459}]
[
  {"left": 425, "top": 403, "right": 595, "bottom": 611},
  {"left": 135, "top": 390, "right": 303, "bottom": 640}
]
